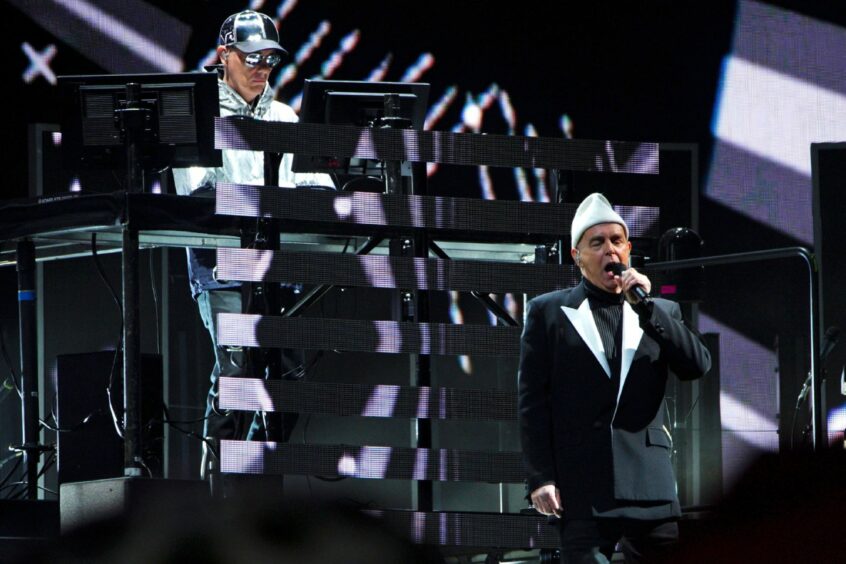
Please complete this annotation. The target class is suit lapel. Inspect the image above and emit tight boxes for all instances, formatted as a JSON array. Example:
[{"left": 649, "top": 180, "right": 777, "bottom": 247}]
[
  {"left": 561, "top": 297, "right": 611, "bottom": 379},
  {"left": 618, "top": 301, "right": 644, "bottom": 405},
  {"left": 559, "top": 282, "right": 646, "bottom": 392}
]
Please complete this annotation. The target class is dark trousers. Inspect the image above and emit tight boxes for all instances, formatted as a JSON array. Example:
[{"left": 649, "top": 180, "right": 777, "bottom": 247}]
[
  {"left": 198, "top": 288, "right": 303, "bottom": 442},
  {"left": 559, "top": 518, "right": 679, "bottom": 564}
]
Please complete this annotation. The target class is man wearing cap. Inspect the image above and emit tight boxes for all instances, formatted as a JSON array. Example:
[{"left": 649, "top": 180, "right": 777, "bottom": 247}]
[
  {"left": 518, "top": 193, "right": 711, "bottom": 563},
  {"left": 173, "top": 10, "right": 333, "bottom": 471}
]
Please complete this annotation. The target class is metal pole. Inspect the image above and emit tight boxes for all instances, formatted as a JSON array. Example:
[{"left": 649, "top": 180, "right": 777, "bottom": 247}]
[
  {"left": 16, "top": 239, "right": 40, "bottom": 499},
  {"left": 122, "top": 83, "right": 146, "bottom": 194},
  {"left": 382, "top": 94, "right": 403, "bottom": 195},
  {"left": 122, "top": 224, "right": 143, "bottom": 476},
  {"left": 413, "top": 232, "right": 433, "bottom": 512}
]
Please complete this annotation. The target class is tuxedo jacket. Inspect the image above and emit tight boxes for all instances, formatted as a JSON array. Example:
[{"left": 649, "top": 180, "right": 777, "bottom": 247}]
[{"left": 518, "top": 281, "right": 711, "bottom": 519}]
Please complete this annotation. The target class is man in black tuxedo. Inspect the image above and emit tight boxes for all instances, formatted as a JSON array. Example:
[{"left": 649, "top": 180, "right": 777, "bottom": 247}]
[{"left": 518, "top": 193, "right": 711, "bottom": 563}]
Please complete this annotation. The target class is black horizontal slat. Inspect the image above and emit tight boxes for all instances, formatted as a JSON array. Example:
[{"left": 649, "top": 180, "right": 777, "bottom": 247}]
[
  {"left": 220, "top": 440, "right": 524, "bottom": 483},
  {"left": 214, "top": 183, "right": 662, "bottom": 244},
  {"left": 218, "top": 377, "right": 517, "bottom": 421},
  {"left": 367, "top": 509, "right": 558, "bottom": 549},
  {"left": 217, "top": 314, "right": 522, "bottom": 356},
  {"left": 217, "top": 248, "right": 579, "bottom": 293},
  {"left": 215, "top": 117, "right": 659, "bottom": 174}
]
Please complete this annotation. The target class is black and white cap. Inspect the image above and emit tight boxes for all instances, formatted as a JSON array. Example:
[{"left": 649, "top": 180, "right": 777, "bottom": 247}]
[{"left": 218, "top": 10, "right": 288, "bottom": 55}]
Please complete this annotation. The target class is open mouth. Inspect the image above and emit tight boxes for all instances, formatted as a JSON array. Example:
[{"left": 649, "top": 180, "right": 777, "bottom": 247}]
[{"left": 604, "top": 262, "right": 625, "bottom": 277}]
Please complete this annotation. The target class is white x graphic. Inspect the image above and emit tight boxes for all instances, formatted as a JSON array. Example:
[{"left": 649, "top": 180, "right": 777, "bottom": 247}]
[{"left": 22, "top": 42, "right": 57, "bottom": 85}]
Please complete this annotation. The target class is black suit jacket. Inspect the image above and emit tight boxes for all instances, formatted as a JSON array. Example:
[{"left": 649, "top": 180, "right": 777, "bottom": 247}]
[{"left": 518, "top": 281, "right": 711, "bottom": 518}]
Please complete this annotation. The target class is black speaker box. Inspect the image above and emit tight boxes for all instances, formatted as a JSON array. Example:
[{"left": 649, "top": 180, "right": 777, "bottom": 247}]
[
  {"left": 56, "top": 352, "right": 163, "bottom": 484},
  {"left": 59, "top": 476, "right": 208, "bottom": 533}
]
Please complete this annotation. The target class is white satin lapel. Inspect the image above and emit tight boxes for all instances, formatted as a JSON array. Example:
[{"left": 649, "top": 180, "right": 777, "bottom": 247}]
[
  {"left": 561, "top": 300, "right": 611, "bottom": 378},
  {"left": 618, "top": 302, "right": 644, "bottom": 405}
]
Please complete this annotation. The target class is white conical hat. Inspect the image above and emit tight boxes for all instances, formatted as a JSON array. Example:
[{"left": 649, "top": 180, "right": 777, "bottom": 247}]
[{"left": 570, "top": 193, "right": 628, "bottom": 248}]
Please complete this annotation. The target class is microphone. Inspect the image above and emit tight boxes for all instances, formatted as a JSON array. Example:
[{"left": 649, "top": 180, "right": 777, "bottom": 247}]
[
  {"left": 604, "top": 263, "right": 649, "bottom": 302},
  {"left": 796, "top": 326, "right": 841, "bottom": 407}
]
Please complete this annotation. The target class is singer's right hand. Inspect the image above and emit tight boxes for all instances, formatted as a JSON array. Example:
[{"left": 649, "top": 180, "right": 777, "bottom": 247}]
[
  {"left": 530, "top": 484, "right": 562, "bottom": 517},
  {"left": 620, "top": 267, "right": 651, "bottom": 302}
]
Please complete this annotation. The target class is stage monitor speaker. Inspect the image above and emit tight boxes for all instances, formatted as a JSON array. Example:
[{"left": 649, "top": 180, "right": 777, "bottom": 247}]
[{"left": 56, "top": 351, "right": 163, "bottom": 484}]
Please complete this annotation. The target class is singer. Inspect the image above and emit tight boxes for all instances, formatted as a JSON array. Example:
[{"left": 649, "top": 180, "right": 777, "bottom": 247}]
[{"left": 518, "top": 193, "right": 712, "bottom": 563}]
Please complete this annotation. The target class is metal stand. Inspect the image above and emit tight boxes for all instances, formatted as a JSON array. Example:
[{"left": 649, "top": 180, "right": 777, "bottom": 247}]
[
  {"left": 121, "top": 224, "right": 142, "bottom": 476},
  {"left": 14, "top": 240, "right": 43, "bottom": 499},
  {"left": 118, "top": 83, "right": 148, "bottom": 195},
  {"left": 246, "top": 151, "right": 285, "bottom": 442},
  {"left": 376, "top": 94, "right": 410, "bottom": 195},
  {"left": 375, "top": 93, "right": 435, "bottom": 511},
  {"left": 646, "top": 247, "right": 823, "bottom": 449},
  {"left": 115, "top": 83, "right": 150, "bottom": 476}
]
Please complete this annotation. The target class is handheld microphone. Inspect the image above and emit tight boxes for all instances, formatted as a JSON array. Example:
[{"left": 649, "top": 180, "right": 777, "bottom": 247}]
[{"left": 604, "top": 263, "right": 649, "bottom": 302}]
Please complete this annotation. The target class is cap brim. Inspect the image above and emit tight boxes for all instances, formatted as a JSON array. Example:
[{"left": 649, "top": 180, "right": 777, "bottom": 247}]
[{"left": 232, "top": 40, "right": 287, "bottom": 56}]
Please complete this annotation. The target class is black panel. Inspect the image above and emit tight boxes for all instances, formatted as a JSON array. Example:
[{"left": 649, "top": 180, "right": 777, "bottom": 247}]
[
  {"left": 215, "top": 117, "right": 660, "bottom": 173},
  {"left": 218, "top": 314, "right": 522, "bottom": 357},
  {"left": 215, "top": 183, "right": 660, "bottom": 244},
  {"left": 220, "top": 440, "right": 524, "bottom": 483},
  {"left": 218, "top": 377, "right": 517, "bottom": 421},
  {"left": 368, "top": 509, "right": 559, "bottom": 549},
  {"left": 218, "top": 248, "right": 580, "bottom": 293}
]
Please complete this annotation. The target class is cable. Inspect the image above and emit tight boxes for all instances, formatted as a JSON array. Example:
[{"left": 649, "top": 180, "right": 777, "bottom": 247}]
[
  {"left": 311, "top": 474, "right": 347, "bottom": 483},
  {"left": 0, "top": 324, "right": 23, "bottom": 398},
  {"left": 159, "top": 413, "right": 208, "bottom": 425},
  {"left": 0, "top": 386, "right": 16, "bottom": 408},
  {"left": 0, "top": 452, "right": 21, "bottom": 471},
  {"left": 148, "top": 249, "right": 162, "bottom": 355},
  {"left": 91, "top": 233, "right": 124, "bottom": 322},
  {"left": 678, "top": 393, "right": 702, "bottom": 427},
  {"left": 2, "top": 447, "right": 56, "bottom": 501},
  {"left": 91, "top": 233, "right": 126, "bottom": 439},
  {"left": 790, "top": 403, "right": 807, "bottom": 451},
  {"left": 106, "top": 346, "right": 124, "bottom": 439},
  {"left": 137, "top": 456, "right": 153, "bottom": 478},
  {"left": 0, "top": 482, "right": 58, "bottom": 498},
  {"left": 161, "top": 404, "right": 218, "bottom": 461},
  {"left": 110, "top": 169, "right": 125, "bottom": 191},
  {"left": 35, "top": 450, "right": 56, "bottom": 481},
  {"left": 341, "top": 175, "right": 382, "bottom": 192},
  {"left": 0, "top": 455, "right": 23, "bottom": 493},
  {"left": 0, "top": 461, "right": 24, "bottom": 499},
  {"left": 39, "top": 409, "right": 100, "bottom": 433}
]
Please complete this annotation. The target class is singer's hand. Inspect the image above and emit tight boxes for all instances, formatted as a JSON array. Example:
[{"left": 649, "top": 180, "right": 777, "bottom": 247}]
[
  {"left": 530, "top": 484, "right": 562, "bottom": 517},
  {"left": 618, "top": 267, "right": 651, "bottom": 303}
]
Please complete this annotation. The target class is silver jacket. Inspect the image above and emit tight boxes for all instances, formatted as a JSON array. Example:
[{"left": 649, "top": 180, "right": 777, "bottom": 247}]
[
  {"left": 173, "top": 80, "right": 333, "bottom": 296},
  {"left": 173, "top": 79, "right": 332, "bottom": 194}
]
